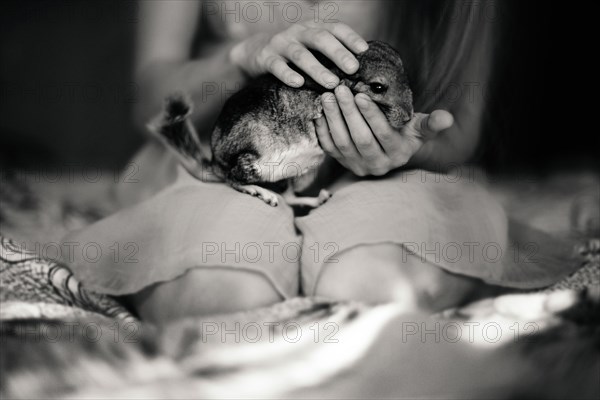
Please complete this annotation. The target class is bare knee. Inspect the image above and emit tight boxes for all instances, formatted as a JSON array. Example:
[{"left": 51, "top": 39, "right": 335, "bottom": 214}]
[
  {"left": 315, "top": 265, "right": 422, "bottom": 310},
  {"left": 131, "top": 268, "right": 282, "bottom": 324},
  {"left": 313, "top": 243, "right": 476, "bottom": 312},
  {"left": 314, "top": 244, "right": 419, "bottom": 306}
]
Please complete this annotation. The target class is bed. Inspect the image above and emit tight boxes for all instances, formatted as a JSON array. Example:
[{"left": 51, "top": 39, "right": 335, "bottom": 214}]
[{"left": 1, "top": 168, "right": 598, "bottom": 399}]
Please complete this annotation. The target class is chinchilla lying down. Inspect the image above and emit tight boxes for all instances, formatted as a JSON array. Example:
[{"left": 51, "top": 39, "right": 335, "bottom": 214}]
[{"left": 149, "top": 40, "right": 413, "bottom": 207}]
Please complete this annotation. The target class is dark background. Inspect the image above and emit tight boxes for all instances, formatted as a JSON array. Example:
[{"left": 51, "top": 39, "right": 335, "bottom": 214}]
[{"left": 0, "top": 1, "right": 596, "bottom": 174}]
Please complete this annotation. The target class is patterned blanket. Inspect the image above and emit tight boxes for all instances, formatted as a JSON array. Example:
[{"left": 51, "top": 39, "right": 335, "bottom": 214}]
[{"left": 0, "top": 237, "right": 134, "bottom": 322}]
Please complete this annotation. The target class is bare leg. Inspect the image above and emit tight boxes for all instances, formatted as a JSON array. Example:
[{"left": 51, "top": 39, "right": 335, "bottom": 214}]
[
  {"left": 130, "top": 268, "right": 282, "bottom": 324},
  {"left": 314, "top": 243, "right": 480, "bottom": 313}
]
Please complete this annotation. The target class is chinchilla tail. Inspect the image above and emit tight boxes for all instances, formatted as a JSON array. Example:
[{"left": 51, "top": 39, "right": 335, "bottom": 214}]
[{"left": 147, "top": 92, "right": 221, "bottom": 182}]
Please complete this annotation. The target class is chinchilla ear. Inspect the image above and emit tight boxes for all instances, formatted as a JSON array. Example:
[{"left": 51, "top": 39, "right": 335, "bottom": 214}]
[{"left": 147, "top": 93, "right": 217, "bottom": 181}]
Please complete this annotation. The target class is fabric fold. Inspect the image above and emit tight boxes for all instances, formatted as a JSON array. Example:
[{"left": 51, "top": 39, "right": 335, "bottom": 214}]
[
  {"left": 297, "top": 170, "right": 583, "bottom": 295},
  {"left": 61, "top": 180, "right": 301, "bottom": 299}
]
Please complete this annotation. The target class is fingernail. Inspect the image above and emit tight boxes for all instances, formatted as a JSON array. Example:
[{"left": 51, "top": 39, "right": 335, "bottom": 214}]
[
  {"left": 335, "top": 85, "right": 350, "bottom": 96},
  {"left": 322, "top": 93, "right": 336, "bottom": 107},
  {"left": 321, "top": 72, "right": 339, "bottom": 88},
  {"left": 314, "top": 116, "right": 324, "bottom": 126},
  {"left": 287, "top": 75, "right": 303, "bottom": 87},
  {"left": 356, "top": 40, "right": 369, "bottom": 53},
  {"left": 344, "top": 56, "right": 359, "bottom": 72}
]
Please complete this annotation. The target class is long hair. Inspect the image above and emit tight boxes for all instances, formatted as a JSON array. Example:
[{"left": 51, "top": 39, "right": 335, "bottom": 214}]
[{"left": 378, "top": 0, "right": 497, "bottom": 113}]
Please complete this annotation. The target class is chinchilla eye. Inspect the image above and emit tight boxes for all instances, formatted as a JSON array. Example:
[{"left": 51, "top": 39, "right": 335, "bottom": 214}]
[{"left": 369, "top": 82, "right": 387, "bottom": 94}]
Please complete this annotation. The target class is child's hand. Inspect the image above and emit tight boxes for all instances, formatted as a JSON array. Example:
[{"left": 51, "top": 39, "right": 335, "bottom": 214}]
[
  {"left": 229, "top": 22, "right": 368, "bottom": 89},
  {"left": 315, "top": 87, "right": 454, "bottom": 176}
]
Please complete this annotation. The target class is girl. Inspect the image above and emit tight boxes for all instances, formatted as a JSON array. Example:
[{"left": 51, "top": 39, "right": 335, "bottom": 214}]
[{"left": 63, "top": 1, "right": 559, "bottom": 324}]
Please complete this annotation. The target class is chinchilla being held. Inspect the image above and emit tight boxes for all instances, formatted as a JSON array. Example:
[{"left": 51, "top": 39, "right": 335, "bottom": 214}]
[{"left": 150, "top": 40, "right": 413, "bottom": 207}]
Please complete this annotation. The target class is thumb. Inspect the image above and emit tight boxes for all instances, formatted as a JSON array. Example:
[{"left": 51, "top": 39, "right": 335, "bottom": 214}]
[{"left": 412, "top": 110, "right": 454, "bottom": 141}]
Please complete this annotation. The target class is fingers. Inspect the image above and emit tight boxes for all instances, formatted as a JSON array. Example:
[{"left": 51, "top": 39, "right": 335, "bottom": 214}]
[
  {"left": 417, "top": 110, "right": 454, "bottom": 140},
  {"left": 246, "top": 23, "right": 368, "bottom": 87},
  {"left": 355, "top": 94, "right": 453, "bottom": 149},
  {"left": 284, "top": 43, "right": 339, "bottom": 88},
  {"left": 276, "top": 22, "right": 367, "bottom": 87},
  {"left": 393, "top": 110, "right": 453, "bottom": 147},
  {"left": 335, "top": 87, "right": 386, "bottom": 168},
  {"left": 355, "top": 93, "right": 400, "bottom": 153},
  {"left": 326, "top": 22, "right": 369, "bottom": 54},
  {"left": 321, "top": 89, "right": 395, "bottom": 177},
  {"left": 299, "top": 27, "right": 360, "bottom": 75},
  {"left": 264, "top": 54, "right": 304, "bottom": 87},
  {"left": 314, "top": 116, "right": 341, "bottom": 159},
  {"left": 321, "top": 92, "right": 363, "bottom": 165}
]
